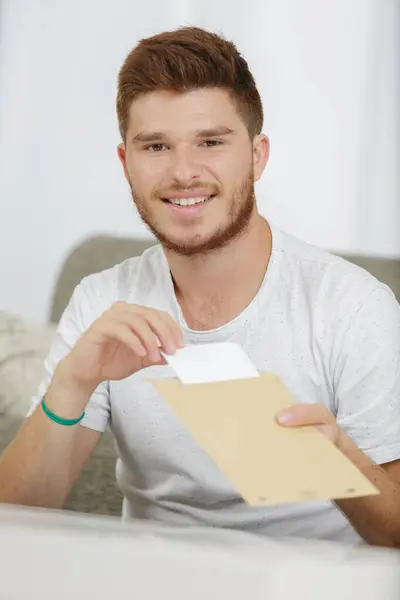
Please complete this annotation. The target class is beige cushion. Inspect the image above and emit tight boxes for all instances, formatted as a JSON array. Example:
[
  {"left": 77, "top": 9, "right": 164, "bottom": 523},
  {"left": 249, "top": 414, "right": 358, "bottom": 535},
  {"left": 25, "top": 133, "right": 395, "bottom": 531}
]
[
  {"left": 0, "top": 312, "right": 56, "bottom": 418},
  {"left": 0, "top": 310, "right": 123, "bottom": 516}
]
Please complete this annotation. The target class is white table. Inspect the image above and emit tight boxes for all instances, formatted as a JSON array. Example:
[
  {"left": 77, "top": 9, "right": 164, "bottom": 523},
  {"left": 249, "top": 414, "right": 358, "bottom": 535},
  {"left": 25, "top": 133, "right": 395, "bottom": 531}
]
[{"left": 0, "top": 505, "right": 399, "bottom": 599}]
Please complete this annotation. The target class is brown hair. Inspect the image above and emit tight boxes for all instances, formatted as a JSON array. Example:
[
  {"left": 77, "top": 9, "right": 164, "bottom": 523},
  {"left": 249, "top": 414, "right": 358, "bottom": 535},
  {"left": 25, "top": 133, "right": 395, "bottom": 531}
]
[{"left": 117, "top": 26, "right": 263, "bottom": 142}]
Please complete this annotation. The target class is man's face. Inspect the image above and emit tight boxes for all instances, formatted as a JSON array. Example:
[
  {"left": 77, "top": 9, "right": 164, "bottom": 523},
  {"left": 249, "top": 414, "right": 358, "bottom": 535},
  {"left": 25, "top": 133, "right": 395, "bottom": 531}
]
[{"left": 118, "top": 88, "right": 269, "bottom": 255}]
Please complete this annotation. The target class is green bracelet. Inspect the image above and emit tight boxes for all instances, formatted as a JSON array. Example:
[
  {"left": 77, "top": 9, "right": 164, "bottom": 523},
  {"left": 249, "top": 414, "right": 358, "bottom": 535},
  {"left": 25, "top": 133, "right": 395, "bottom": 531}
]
[{"left": 41, "top": 398, "right": 85, "bottom": 426}]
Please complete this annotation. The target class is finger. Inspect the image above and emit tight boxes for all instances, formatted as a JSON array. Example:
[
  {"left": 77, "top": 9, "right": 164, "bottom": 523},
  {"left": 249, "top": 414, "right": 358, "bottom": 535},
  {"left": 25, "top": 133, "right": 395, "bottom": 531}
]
[
  {"left": 276, "top": 403, "right": 332, "bottom": 427},
  {"left": 141, "top": 353, "right": 167, "bottom": 369},
  {"left": 107, "top": 311, "right": 161, "bottom": 362},
  {"left": 158, "top": 310, "right": 184, "bottom": 349},
  {"left": 126, "top": 306, "right": 183, "bottom": 355},
  {"left": 111, "top": 303, "right": 184, "bottom": 350},
  {"left": 140, "top": 309, "right": 183, "bottom": 354},
  {"left": 122, "top": 313, "right": 163, "bottom": 362},
  {"left": 103, "top": 323, "right": 146, "bottom": 357}
]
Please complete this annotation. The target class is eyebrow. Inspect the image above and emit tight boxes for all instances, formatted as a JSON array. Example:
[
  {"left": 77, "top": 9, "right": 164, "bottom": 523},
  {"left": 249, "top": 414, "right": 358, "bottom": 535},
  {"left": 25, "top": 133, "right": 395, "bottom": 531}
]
[
  {"left": 194, "top": 126, "right": 235, "bottom": 138},
  {"left": 132, "top": 131, "right": 167, "bottom": 143},
  {"left": 132, "top": 126, "right": 235, "bottom": 144}
]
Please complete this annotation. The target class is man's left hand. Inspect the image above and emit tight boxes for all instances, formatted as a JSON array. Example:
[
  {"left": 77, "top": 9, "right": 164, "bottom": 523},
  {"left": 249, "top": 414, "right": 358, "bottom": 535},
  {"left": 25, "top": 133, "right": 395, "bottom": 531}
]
[
  {"left": 276, "top": 403, "right": 346, "bottom": 450},
  {"left": 276, "top": 403, "right": 400, "bottom": 548}
]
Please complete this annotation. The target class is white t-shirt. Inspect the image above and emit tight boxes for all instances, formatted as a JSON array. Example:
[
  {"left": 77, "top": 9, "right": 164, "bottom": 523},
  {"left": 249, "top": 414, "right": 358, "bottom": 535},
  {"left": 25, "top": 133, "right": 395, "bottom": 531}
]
[{"left": 30, "top": 224, "right": 400, "bottom": 544}]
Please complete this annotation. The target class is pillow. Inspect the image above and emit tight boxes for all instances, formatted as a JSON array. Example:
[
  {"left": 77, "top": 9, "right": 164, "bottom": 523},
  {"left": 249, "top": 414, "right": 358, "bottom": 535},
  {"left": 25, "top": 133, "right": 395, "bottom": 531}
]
[{"left": 0, "top": 312, "right": 55, "bottom": 419}]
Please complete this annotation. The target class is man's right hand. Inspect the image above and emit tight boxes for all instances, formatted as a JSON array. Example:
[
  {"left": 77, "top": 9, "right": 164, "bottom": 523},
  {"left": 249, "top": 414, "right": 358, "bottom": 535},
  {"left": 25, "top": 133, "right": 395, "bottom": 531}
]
[
  {"left": 0, "top": 304, "right": 183, "bottom": 509},
  {"left": 56, "top": 302, "right": 184, "bottom": 394}
]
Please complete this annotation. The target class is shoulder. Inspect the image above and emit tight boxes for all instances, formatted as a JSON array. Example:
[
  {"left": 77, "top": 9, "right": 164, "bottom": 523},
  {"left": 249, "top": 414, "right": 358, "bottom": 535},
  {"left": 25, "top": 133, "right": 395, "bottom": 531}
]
[
  {"left": 272, "top": 225, "right": 394, "bottom": 317},
  {"left": 70, "top": 244, "right": 166, "bottom": 326}
]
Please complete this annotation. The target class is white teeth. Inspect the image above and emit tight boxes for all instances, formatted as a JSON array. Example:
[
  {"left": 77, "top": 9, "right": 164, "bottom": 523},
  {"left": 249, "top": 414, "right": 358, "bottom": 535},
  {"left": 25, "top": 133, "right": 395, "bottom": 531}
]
[{"left": 168, "top": 196, "right": 211, "bottom": 206}]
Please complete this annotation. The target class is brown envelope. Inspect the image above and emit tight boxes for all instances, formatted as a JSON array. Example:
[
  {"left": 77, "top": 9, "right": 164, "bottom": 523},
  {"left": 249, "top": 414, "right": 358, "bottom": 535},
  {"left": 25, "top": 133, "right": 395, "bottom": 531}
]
[{"left": 152, "top": 372, "right": 379, "bottom": 506}]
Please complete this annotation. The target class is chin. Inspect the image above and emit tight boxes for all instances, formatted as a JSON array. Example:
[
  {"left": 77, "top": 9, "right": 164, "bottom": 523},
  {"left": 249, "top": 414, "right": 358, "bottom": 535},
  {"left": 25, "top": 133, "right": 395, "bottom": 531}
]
[
  {"left": 158, "top": 229, "right": 233, "bottom": 257},
  {"left": 161, "top": 235, "right": 211, "bottom": 255},
  {"left": 146, "top": 209, "right": 253, "bottom": 256}
]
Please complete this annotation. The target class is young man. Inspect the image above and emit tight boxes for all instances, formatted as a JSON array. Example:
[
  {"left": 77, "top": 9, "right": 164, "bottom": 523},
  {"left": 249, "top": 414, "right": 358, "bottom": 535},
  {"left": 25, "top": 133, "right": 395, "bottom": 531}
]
[{"left": 1, "top": 26, "right": 400, "bottom": 547}]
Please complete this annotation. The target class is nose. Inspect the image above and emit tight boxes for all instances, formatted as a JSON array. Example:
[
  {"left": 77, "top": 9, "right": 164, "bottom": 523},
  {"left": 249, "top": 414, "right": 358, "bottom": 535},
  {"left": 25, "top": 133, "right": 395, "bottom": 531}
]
[{"left": 169, "top": 147, "right": 201, "bottom": 188}]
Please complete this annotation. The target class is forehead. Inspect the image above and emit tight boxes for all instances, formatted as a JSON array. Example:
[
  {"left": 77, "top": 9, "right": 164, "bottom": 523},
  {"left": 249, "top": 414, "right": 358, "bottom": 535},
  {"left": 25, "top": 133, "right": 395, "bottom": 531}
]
[{"left": 127, "top": 88, "right": 245, "bottom": 137}]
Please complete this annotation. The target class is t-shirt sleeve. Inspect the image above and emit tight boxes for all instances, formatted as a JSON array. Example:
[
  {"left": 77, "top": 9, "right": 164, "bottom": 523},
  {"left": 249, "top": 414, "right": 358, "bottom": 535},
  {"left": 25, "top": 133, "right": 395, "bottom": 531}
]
[
  {"left": 27, "top": 280, "right": 111, "bottom": 433},
  {"left": 333, "top": 285, "right": 400, "bottom": 465}
]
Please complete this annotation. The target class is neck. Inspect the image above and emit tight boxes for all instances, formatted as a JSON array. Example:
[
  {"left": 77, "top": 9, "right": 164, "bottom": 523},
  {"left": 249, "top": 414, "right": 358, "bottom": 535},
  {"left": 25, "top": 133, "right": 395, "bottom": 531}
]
[{"left": 164, "top": 214, "right": 272, "bottom": 330}]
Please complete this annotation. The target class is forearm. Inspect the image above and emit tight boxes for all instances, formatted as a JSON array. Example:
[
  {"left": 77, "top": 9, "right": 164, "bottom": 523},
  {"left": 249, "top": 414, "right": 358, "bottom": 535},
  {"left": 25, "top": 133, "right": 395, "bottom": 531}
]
[
  {"left": 0, "top": 368, "right": 93, "bottom": 508},
  {"left": 336, "top": 435, "right": 400, "bottom": 547}
]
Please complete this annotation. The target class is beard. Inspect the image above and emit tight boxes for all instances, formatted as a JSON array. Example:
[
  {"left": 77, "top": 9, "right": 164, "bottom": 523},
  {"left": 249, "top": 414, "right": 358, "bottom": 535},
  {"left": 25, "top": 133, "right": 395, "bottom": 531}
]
[{"left": 129, "top": 169, "right": 256, "bottom": 257}]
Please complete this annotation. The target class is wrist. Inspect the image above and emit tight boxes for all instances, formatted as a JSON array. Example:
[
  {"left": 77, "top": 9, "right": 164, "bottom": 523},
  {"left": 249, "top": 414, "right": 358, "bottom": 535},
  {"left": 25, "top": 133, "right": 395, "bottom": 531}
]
[
  {"left": 338, "top": 430, "right": 375, "bottom": 470},
  {"left": 337, "top": 429, "right": 358, "bottom": 457},
  {"left": 53, "top": 358, "right": 99, "bottom": 398},
  {"left": 46, "top": 361, "right": 96, "bottom": 419}
]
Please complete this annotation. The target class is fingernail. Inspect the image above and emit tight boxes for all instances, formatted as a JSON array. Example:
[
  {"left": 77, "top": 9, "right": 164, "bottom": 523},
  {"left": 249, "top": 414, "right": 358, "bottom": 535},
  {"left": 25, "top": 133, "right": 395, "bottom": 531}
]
[
  {"left": 165, "top": 342, "right": 176, "bottom": 355},
  {"left": 277, "top": 411, "right": 292, "bottom": 425},
  {"left": 175, "top": 338, "right": 183, "bottom": 349}
]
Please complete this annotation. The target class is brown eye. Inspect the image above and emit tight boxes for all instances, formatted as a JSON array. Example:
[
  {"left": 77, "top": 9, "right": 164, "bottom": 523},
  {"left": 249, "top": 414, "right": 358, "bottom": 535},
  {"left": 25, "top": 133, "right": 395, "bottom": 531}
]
[
  {"left": 201, "top": 140, "right": 222, "bottom": 147},
  {"left": 147, "top": 144, "right": 167, "bottom": 152}
]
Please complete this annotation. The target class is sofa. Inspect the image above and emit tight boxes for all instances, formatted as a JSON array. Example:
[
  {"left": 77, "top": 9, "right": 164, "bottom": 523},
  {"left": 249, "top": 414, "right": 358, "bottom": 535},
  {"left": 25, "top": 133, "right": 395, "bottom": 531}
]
[{"left": 1, "top": 234, "right": 399, "bottom": 517}]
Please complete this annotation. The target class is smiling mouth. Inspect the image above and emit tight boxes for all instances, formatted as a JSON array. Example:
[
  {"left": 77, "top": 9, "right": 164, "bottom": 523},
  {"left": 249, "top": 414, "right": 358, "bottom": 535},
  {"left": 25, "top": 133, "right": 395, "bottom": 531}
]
[{"left": 162, "top": 195, "right": 215, "bottom": 206}]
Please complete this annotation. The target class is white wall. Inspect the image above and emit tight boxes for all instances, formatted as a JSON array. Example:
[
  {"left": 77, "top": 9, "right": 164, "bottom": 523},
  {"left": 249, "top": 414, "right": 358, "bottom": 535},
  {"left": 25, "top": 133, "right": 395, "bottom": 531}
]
[{"left": 0, "top": 0, "right": 399, "bottom": 323}]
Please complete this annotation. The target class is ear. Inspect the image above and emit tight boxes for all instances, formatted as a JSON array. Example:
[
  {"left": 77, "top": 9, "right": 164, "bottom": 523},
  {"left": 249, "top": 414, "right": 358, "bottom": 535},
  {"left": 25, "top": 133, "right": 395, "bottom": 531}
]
[
  {"left": 117, "top": 143, "right": 130, "bottom": 181},
  {"left": 252, "top": 134, "right": 270, "bottom": 182}
]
